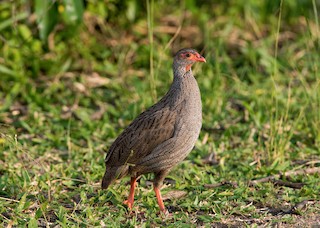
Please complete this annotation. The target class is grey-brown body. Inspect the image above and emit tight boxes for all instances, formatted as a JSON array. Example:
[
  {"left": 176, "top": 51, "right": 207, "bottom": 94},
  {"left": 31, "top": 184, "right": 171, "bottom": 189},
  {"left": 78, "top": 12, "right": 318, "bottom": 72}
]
[{"left": 102, "top": 48, "right": 205, "bottom": 212}]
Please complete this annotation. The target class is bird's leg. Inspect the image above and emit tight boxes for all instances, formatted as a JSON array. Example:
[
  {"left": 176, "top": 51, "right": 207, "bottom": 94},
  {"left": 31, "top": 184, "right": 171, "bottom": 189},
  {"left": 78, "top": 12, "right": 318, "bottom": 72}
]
[
  {"left": 154, "top": 170, "right": 169, "bottom": 213},
  {"left": 154, "top": 185, "right": 166, "bottom": 212},
  {"left": 123, "top": 177, "right": 137, "bottom": 210}
]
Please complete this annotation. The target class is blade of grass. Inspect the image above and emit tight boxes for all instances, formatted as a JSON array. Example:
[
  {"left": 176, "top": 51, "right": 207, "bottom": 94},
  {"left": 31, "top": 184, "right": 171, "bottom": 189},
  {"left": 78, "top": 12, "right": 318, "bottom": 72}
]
[
  {"left": 147, "top": 0, "right": 156, "bottom": 101},
  {"left": 268, "top": 0, "right": 284, "bottom": 164},
  {"left": 312, "top": 0, "right": 320, "bottom": 147},
  {"left": 0, "top": 12, "right": 28, "bottom": 31}
]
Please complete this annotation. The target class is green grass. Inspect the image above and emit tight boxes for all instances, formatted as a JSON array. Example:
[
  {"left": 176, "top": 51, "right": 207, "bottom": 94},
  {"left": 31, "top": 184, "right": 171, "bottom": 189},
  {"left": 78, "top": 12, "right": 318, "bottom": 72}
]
[{"left": 0, "top": 0, "right": 320, "bottom": 227}]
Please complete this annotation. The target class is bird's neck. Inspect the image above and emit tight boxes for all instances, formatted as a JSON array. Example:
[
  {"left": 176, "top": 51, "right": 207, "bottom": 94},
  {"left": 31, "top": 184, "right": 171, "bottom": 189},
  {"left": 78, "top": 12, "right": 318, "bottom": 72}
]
[
  {"left": 173, "top": 64, "right": 189, "bottom": 79},
  {"left": 172, "top": 67, "right": 196, "bottom": 88},
  {"left": 165, "top": 67, "right": 200, "bottom": 104}
]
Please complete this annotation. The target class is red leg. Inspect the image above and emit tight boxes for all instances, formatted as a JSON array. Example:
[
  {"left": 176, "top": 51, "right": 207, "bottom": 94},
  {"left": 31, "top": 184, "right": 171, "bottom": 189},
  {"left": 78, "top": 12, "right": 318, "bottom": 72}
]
[
  {"left": 154, "top": 185, "right": 166, "bottom": 213},
  {"left": 123, "top": 177, "right": 137, "bottom": 210}
]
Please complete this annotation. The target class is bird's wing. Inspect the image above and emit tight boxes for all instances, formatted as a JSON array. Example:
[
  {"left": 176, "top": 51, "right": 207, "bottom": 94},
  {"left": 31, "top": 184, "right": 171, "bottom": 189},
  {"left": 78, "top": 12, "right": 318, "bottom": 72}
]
[{"left": 105, "top": 104, "right": 178, "bottom": 166}]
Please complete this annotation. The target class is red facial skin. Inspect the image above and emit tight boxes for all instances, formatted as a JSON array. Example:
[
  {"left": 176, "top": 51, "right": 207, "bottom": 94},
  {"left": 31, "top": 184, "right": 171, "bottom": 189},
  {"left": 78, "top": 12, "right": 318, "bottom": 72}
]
[{"left": 180, "top": 52, "right": 206, "bottom": 71}]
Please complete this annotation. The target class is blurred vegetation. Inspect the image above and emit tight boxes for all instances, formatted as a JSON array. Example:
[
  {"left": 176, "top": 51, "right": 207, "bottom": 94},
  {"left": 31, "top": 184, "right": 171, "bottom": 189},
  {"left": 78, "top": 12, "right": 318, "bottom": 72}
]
[{"left": 0, "top": 0, "right": 319, "bottom": 226}]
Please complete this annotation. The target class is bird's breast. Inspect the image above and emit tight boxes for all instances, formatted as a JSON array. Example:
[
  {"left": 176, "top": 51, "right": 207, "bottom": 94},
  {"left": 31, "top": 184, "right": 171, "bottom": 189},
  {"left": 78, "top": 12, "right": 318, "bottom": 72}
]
[{"left": 173, "top": 80, "right": 202, "bottom": 137}]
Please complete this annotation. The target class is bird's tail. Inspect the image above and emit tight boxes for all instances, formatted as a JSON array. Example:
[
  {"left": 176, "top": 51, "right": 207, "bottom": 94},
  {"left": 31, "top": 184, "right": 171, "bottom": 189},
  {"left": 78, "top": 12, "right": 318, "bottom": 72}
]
[{"left": 101, "top": 165, "right": 129, "bottom": 189}]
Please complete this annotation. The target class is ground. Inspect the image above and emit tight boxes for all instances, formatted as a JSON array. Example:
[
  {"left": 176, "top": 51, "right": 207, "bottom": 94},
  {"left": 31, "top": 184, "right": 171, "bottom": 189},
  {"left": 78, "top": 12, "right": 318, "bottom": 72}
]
[{"left": 0, "top": 0, "right": 319, "bottom": 227}]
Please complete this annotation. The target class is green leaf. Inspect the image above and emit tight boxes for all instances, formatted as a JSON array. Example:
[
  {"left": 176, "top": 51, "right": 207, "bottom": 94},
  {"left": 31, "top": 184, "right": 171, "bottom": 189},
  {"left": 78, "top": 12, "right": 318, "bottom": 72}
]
[
  {"left": 61, "top": 0, "right": 84, "bottom": 25},
  {"left": 35, "top": 0, "right": 58, "bottom": 42},
  {"left": 0, "top": 64, "right": 15, "bottom": 76},
  {"left": 19, "top": 120, "right": 33, "bottom": 133},
  {"left": 28, "top": 217, "right": 38, "bottom": 228},
  {"left": 35, "top": 207, "right": 43, "bottom": 219},
  {"left": 126, "top": 0, "right": 137, "bottom": 22},
  {"left": 0, "top": 12, "right": 28, "bottom": 31},
  {"left": 218, "top": 191, "right": 234, "bottom": 196},
  {"left": 17, "top": 193, "right": 27, "bottom": 212},
  {"left": 197, "top": 215, "right": 214, "bottom": 223},
  {"left": 18, "top": 24, "right": 32, "bottom": 41},
  {"left": 74, "top": 107, "right": 92, "bottom": 124}
]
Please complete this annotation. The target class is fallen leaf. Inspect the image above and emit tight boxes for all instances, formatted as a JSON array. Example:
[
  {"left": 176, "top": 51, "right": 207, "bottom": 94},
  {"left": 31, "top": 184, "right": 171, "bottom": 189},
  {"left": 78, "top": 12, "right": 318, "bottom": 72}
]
[
  {"left": 84, "top": 72, "right": 110, "bottom": 88},
  {"left": 162, "top": 190, "right": 187, "bottom": 201}
]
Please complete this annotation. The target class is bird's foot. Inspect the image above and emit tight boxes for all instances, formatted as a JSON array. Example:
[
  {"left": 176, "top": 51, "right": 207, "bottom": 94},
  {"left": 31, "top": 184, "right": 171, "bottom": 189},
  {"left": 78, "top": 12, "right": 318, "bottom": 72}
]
[
  {"left": 123, "top": 199, "right": 133, "bottom": 210},
  {"left": 123, "top": 177, "right": 136, "bottom": 211},
  {"left": 159, "top": 208, "right": 171, "bottom": 217}
]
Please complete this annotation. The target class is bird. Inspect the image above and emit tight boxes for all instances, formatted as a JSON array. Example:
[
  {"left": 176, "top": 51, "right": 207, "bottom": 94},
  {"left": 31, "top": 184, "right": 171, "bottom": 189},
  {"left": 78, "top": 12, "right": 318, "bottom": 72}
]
[{"left": 102, "top": 48, "right": 206, "bottom": 213}]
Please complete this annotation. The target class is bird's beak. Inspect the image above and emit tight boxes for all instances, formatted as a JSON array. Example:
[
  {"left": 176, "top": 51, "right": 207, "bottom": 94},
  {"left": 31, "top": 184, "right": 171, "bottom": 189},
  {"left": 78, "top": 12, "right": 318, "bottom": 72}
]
[
  {"left": 197, "top": 55, "right": 206, "bottom": 63},
  {"left": 193, "top": 54, "right": 206, "bottom": 63}
]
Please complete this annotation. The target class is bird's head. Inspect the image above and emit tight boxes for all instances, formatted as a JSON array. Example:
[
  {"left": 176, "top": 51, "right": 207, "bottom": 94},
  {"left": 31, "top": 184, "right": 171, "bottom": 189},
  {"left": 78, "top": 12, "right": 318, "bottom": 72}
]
[{"left": 173, "top": 48, "right": 206, "bottom": 73}]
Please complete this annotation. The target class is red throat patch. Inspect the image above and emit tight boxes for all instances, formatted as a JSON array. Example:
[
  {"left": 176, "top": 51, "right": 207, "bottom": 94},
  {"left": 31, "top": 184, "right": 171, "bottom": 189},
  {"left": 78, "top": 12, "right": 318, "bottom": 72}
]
[{"left": 186, "top": 64, "right": 192, "bottom": 71}]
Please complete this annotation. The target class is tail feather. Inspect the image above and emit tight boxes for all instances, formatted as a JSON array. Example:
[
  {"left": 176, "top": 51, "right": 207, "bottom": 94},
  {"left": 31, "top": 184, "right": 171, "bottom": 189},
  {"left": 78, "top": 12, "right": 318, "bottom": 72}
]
[{"left": 101, "top": 165, "right": 129, "bottom": 189}]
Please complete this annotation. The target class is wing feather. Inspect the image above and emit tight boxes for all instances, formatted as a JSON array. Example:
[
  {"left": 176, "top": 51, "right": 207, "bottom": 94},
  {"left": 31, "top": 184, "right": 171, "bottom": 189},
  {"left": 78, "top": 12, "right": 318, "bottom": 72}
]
[{"left": 105, "top": 104, "right": 177, "bottom": 167}]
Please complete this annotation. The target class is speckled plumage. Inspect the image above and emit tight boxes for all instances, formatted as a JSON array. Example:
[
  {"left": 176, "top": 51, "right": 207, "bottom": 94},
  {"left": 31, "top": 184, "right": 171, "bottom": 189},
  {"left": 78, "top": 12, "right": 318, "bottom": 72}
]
[{"left": 102, "top": 48, "right": 205, "bottom": 212}]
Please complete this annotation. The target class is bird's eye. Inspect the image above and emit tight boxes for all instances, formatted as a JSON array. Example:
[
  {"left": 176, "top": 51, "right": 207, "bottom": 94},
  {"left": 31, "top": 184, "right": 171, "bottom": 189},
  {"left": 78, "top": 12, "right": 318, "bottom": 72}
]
[{"left": 185, "top": 53, "right": 191, "bottom": 58}]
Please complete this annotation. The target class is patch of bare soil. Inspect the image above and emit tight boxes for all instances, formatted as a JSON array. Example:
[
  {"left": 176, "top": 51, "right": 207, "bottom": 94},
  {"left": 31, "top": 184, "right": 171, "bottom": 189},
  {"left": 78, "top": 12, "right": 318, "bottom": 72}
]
[
  {"left": 211, "top": 201, "right": 320, "bottom": 228},
  {"left": 211, "top": 214, "right": 319, "bottom": 228}
]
